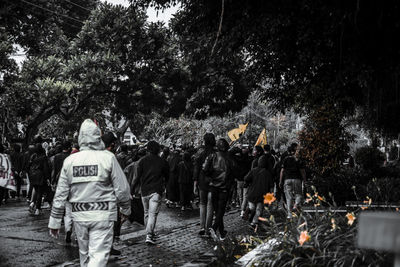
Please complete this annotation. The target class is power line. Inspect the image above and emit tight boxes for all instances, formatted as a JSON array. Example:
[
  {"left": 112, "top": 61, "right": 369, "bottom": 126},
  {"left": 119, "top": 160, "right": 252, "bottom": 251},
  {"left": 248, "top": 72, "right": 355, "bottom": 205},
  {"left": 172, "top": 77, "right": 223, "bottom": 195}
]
[
  {"left": 63, "top": 0, "right": 92, "bottom": 12},
  {"left": 19, "top": 0, "right": 85, "bottom": 26}
]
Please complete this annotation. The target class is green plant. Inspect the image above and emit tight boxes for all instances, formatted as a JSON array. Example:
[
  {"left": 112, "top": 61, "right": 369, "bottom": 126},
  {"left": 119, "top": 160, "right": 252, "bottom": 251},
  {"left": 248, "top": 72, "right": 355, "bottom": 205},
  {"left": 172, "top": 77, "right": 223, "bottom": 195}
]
[
  {"left": 355, "top": 146, "right": 385, "bottom": 171},
  {"left": 239, "top": 192, "right": 393, "bottom": 267}
]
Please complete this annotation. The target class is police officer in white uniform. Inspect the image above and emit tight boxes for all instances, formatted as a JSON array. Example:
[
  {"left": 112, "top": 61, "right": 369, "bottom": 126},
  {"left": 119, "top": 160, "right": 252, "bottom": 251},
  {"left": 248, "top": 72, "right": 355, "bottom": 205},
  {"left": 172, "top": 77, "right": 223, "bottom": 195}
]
[{"left": 48, "top": 119, "right": 131, "bottom": 267}]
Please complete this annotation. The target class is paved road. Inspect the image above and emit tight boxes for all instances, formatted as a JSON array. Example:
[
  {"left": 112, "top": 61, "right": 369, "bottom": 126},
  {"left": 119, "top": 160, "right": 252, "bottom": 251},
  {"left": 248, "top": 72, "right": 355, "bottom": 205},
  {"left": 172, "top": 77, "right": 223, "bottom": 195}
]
[{"left": 0, "top": 199, "right": 251, "bottom": 267}]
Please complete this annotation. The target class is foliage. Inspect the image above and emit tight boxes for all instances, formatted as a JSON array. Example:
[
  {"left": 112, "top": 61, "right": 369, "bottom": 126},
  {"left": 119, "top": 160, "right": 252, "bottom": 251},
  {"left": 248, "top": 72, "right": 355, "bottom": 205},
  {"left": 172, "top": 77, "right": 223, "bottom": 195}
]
[
  {"left": 309, "top": 168, "right": 370, "bottom": 206},
  {"left": 230, "top": 192, "right": 393, "bottom": 267},
  {"left": 388, "top": 145, "right": 398, "bottom": 161},
  {"left": 299, "top": 104, "right": 353, "bottom": 176},
  {"left": 355, "top": 146, "right": 385, "bottom": 171},
  {"left": 135, "top": 0, "right": 400, "bottom": 137},
  {"left": 1, "top": 0, "right": 97, "bottom": 55},
  {"left": 1, "top": 2, "right": 187, "bottom": 144},
  {"left": 366, "top": 177, "right": 400, "bottom": 203}
]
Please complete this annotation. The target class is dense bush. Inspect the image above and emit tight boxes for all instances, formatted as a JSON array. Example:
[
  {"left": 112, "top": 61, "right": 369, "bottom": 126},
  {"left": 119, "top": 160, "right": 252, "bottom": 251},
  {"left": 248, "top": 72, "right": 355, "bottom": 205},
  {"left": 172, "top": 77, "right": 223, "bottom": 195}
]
[
  {"left": 366, "top": 177, "right": 400, "bottom": 202},
  {"left": 230, "top": 194, "right": 393, "bottom": 267},
  {"left": 389, "top": 145, "right": 399, "bottom": 161},
  {"left": 309, "top": 168, "right": 369, "bottom": 206},
  {"left": 355, "top": 146, "right": 385, "bottom": 171},
  {"left": 298, "top": 106, "right": 353, "bottom": 176}
]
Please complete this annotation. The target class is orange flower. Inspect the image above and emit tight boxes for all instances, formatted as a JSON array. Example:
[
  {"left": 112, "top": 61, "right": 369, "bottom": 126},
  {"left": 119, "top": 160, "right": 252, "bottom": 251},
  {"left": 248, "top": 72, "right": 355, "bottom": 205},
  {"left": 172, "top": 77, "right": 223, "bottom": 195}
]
[
  {"left": 258, "top": 217, "right": 267, "bottom": 222},
  {"left": 263, "top": 193, "right": 276, "bottom": 205},
  {"left": 346, "top": 212, "right": 356, "bottom": 225},
  {"left": 331, "top": 218, "right": 337, "bottom": 230},
  {"left": 298, "top": 231, "right": 311, "bottom": 246}
]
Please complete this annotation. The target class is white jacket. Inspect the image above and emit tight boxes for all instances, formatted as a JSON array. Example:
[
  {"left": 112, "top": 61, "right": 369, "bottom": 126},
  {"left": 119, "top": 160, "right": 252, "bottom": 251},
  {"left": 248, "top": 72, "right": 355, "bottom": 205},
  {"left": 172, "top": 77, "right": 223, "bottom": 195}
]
[{"left": 48, "top": 119, "right": 131, "bottom": 229}]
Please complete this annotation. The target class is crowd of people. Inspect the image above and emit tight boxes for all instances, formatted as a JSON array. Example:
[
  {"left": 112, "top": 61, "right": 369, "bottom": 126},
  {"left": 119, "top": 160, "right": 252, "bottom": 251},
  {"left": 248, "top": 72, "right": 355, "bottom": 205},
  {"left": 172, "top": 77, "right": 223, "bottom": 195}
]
[{"left": 0, "top": 119, "right": 307, "bottom": 267}]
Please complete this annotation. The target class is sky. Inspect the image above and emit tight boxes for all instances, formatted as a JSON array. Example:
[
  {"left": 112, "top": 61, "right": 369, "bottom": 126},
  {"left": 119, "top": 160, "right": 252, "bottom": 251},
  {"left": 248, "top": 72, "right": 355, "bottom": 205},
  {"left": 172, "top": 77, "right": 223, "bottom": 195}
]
[{"left": 102, "top": 0, "right": 179, "bottom": 23}]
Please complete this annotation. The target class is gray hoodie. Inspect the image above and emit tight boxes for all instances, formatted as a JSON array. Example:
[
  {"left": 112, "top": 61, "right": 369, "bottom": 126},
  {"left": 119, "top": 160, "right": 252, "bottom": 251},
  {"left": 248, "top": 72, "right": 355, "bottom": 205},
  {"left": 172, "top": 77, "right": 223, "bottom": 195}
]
[{"left": 49, "top": 119, "right": 131, "bottom": 229}]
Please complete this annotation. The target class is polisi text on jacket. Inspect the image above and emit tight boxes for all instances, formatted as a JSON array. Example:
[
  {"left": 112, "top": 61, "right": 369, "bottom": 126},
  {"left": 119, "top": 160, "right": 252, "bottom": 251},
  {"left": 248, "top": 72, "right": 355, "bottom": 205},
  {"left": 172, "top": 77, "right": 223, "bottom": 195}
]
[{"left": 73, "top": 165, "right": 98, "bottom": 177}]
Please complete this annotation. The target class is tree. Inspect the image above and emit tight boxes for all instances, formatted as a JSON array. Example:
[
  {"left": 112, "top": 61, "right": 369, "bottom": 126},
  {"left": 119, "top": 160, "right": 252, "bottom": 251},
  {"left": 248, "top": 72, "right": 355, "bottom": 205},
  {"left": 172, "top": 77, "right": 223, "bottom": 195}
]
[
  {"left": 1, "top": 0, "right": 97, "bottom": 55},
  {"left": 298, "top": 104, "right": 353, "bottom": 176},
  {"left": 134, "top": 0, "right": 400, "bottom": 137},
  {"left": 71, "top": 3, "right": 188, "bottom": 133}
]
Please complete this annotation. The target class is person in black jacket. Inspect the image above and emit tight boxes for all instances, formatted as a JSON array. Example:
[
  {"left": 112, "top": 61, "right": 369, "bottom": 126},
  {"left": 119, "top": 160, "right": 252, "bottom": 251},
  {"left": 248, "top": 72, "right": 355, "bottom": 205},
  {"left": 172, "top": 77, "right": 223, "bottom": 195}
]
[
  {"left": 203, "top": 138, "right": 235, "bottom": 241},
  {"left": 244, "top": 155, "right": 273, "bottom": 227},
  {"left": 178, "top": 152, "right": 194, "bottom": 210},
  {"left": 10, "top": 144, "right": 23, "bottom": 199},
  {"left": 28, "top": 144, "right": 50, "bottom": 216},
  {"left": 137, "top": 141, "right": 169, "bottom": 245},
  {"left": 193, "top": 133, "right": 216, "bottom": 236},
  {"left": 51, "top": 141, "right": 71, "bottom": 187}
]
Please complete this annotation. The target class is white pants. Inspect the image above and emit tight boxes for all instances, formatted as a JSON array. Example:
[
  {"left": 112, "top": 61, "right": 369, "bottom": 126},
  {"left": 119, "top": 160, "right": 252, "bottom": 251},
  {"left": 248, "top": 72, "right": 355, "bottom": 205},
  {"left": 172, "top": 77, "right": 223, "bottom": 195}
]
[
  {"left": 73, "top": 220, "right": 114, "bottom": 267},
  {"left": 64, "top": 202, "right": 73, "bottom": 232}
]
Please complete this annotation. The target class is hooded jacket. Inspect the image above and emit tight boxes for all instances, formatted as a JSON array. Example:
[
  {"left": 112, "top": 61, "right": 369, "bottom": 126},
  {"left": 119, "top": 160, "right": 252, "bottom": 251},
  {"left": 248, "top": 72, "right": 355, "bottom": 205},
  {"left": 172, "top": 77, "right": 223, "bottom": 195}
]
[
  {"left": 244, "top": 155, "right": 273, "bottom": 203},
  {"left": 48, "top": 119, "right": 131, "bottom": 229}
]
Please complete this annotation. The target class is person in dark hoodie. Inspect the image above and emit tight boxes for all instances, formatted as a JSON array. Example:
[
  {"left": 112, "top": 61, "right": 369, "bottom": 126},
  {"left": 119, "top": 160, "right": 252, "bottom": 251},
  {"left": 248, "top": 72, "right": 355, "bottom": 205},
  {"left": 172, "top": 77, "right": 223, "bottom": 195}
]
[
  {"left": 178, "top": 152, "right": 194, "bottom": 210},
  {"left": 28, "top": 144, "right": 51, "bottom": 216},
  {"left": 193, "top": 133, "right": 216, "bottom": 236},
  {"left": 244, "top": 155, "right": 274, "bottom": 227},
  {"left": 203, "top": 138, "right": 235, "bottom": 241}
]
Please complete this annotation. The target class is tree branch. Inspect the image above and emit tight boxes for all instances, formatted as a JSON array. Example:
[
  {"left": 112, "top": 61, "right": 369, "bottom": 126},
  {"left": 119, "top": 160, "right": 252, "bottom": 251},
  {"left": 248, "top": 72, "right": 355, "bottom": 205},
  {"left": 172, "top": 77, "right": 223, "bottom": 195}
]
[{"left": 211, "top": 0, "right": 225, "bottom": 56}]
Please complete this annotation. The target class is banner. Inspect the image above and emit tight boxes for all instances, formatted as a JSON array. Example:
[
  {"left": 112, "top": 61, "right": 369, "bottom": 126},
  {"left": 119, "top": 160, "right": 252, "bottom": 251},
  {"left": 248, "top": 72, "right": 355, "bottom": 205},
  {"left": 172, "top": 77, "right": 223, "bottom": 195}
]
[
  {"left": 227, "top": 122, "right": 248, "bottom": 142},
  {"left": 0, "top": 153, "right": 16, "bottom": 191},
  {"left": 255, "top": 128, "right": 268, "bottom": 148}
]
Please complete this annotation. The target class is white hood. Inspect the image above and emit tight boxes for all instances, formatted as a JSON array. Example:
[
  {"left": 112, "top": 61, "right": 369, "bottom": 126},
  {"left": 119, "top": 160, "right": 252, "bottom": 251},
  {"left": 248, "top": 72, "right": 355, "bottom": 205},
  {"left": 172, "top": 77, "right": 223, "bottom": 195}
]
[{"left": 78, "top": 119, "right": 105, "bottom": 151}]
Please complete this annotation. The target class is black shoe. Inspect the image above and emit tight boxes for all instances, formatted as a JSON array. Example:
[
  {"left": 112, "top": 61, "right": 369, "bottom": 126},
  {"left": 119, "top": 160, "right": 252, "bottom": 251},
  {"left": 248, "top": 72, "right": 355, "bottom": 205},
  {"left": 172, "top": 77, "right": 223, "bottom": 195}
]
[
  {"left": 220, "top": 230, "right": 227, "bottom": 241},
  {"left": 110, "top": 247, "right": 121, "bottom": 255},
  {"left": 198, "top": 229, "right": 205, "bottom": 236},
  {"left": 65, "top": 231, "right": 72, "bottom": 244}
]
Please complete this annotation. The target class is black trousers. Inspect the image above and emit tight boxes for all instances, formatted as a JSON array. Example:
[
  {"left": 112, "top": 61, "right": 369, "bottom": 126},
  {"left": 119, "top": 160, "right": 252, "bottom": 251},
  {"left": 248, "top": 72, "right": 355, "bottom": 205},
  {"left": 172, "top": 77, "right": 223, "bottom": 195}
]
[
  {"left": 32, "top": 185, "right": 45, "bottom": 210},
  {"left": 210, "top": 187, "right": 229, "bottom": 235},
  {"left": 0, "top": 187, "right": 8, "bottom": 204},
  {"left": 179, "top": 183, "right": 193, "bottom": 206},
  {"left": 14, "top": 173, "right": 22, "bottom": 198}
]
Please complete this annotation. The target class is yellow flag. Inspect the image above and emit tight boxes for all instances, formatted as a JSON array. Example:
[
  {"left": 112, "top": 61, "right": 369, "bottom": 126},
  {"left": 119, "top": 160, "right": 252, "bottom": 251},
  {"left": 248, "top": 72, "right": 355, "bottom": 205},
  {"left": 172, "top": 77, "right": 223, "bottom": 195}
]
[
  {"left": 227, "top": 122, "right": 248, "bottom": 141},
  {"left": 255, "top": 128, "right": 267, "bottom": 147}
]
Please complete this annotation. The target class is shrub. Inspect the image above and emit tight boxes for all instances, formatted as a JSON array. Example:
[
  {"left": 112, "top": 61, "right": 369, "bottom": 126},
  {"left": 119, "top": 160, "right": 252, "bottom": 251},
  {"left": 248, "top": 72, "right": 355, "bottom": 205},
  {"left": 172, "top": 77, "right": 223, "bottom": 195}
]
[
  {"left": 298, "top": 105, "right": 353, "bottom": 176},
  {"left": 234, "top": 193, "right": 393, "bottom": 267},
  {"left": 389, "top": 145, "right": 398, "bottom": 161},
  {"left": 308, "top": 168, "right": 369, "bottom": 206},
  {"left": 355, "top": 146, "right": 385, "bottom": 171},
  {"left": 366, "top": 177, "right": 400, "bottom": 202}
]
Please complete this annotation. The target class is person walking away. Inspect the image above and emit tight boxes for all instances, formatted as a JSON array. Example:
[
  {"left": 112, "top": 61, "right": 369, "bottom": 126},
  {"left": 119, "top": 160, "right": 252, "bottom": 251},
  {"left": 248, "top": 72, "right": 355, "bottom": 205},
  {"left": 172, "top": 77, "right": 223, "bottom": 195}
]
[
  {"left": 125, "top": 148, "right": 146, "bottom": 225},
  {"left": 102, "top": 132, "right": 125, "bottom": 255},
  {"left": 279, "top": 145, "right": 306, "bottom": 219},
  {"left": 116, "top": 144, "right": 130, "bottom": 170},
  {"left": 22, "top": 145, "right": 35, "bottom": 202},
  {"left": 203, "top": 138, "right": 235, "bottom": 241},
  {"left": 28, "top": 145, "right": 51, "bottom": 215},
  {"left": 178, "top": 152, "right": 194, "bottom": 210},
  {"left": 275, "top": 143, "right": 298, "bottom": 209},
  {"left": 166, "top": 148, "right": 181, "bottom": 208},
  {"left": 0, "top": 144, "right": 15, "bottom": 205},
  {"left": 48, "top": 119, "right": 131, "bottom": 267},
  {"left": 51, "top": 141, "right": 72, "bottom": 243},
  {"left": 244, "top": 155, "right": 273, "bottom": 227},
  {"left": 193, "top": 133, "right": 216, "bottom": 236},
  {"left": 236, "top": 147, "right": 252, "bottom": 210},
  {"left": 10, "top": 144, "right": 23, "bottom": 199},
  {"left": 241, "top": 146, "right": 264, "bottom": 218},
  {"left": 136, "top": 140, "right": 169, "bottom": 245}
]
